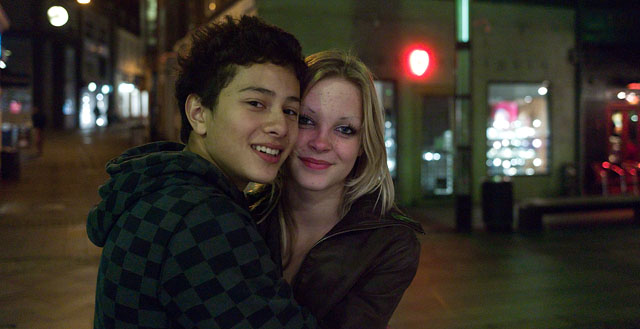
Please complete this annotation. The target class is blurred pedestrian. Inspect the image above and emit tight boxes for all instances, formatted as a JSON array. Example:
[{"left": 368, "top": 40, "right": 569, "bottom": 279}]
[{"left": 31, "top": 106, "right": 45, "bottom": 156}]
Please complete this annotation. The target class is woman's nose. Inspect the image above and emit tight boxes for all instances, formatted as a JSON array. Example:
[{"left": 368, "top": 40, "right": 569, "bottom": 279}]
[{"left": 309, "top": 130, "right": 331, "bottom": 152}]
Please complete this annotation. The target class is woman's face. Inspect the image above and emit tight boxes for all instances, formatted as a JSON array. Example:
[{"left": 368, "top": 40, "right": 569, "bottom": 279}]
[{"left": 287, "top": 77, "right": 363, "bottom": 193}]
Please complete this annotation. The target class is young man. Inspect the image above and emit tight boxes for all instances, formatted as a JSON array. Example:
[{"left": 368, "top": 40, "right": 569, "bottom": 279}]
[{"left": 87, "top": 16, "right": 316, "bottom": 328}]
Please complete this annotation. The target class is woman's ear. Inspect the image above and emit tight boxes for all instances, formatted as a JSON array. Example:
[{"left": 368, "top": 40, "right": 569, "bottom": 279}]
[{"left": 185, "top": 94, "right": 208, "bottom": 136}]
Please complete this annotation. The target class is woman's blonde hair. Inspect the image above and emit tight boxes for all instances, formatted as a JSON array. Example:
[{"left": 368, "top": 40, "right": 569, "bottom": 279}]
[
  {"left": 252, "top": 50, "right": 396, "bottom": 265},
  {"left": 302, "top": 50, "right": 395, "bottom": 217}
]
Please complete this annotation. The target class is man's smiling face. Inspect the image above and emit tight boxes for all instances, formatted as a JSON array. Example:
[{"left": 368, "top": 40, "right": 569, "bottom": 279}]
[{"left": 199, "top": 63, "right": 301, "bottom": 190}]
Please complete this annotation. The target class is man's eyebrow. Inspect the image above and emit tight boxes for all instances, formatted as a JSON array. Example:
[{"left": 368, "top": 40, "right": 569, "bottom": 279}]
[
  {"left": 239, "top": 86, "right": 300, "bottom": 103},
  {"left": 239, "top": 86, "right": 275, "bottom": 95}
]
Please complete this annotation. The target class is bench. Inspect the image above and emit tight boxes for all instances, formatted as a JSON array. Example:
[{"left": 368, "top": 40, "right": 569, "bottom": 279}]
[{"left": 517, "top": 195, "right": 640, "bottom": 232}]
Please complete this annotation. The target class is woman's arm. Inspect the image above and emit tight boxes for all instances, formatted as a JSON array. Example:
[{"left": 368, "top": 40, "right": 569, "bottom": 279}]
[{"left": 318, "top": 231, "right": 421, "bottom": 329}]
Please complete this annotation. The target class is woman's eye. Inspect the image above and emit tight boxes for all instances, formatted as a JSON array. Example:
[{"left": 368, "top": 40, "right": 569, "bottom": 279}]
[
  {"left": 298, "top": 115, "right": 314, "bottom": 126},
  {"left": 337, "top": 125, "right": 356, "bottom": 135}
]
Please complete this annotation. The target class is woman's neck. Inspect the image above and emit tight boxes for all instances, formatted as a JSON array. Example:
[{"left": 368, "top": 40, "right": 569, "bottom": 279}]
[
  {"left": 281, "top": 182, "right": 345, "bottom": 283},
  {"left": 284, "top": 182, "right": 344, "bottom": 230}
]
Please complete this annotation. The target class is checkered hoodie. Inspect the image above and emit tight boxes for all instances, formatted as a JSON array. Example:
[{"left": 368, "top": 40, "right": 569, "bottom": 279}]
[{"left": 87, "top": 142, "right": 316, "bottom": 329}]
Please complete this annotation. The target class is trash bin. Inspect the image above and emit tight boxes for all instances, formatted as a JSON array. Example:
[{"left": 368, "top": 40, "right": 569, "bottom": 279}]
[
  {"left": 481, "top": 177, "right": 514, "bottom": 232},
  {"left": 2, "top": 123, "right": 18, "bottom": 148},
  {"left": 1, "top": 149, "right": 20, "bottom": 180}
]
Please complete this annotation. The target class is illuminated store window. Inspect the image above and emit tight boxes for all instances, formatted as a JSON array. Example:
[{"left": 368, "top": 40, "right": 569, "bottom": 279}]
[
  {"left": 421, "top": 97, "right": 454, "bottom": 195},
  {"left": 374, "top": 80, "right": 397, "bottom": 178},
  {"left": 487, "top": 82, "right": 550, "bottom": 176}
]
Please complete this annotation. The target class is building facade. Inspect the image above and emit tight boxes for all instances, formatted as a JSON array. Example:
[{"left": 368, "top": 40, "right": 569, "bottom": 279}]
[
  {"left": 4, "top": 0, "right": 631, "bottom": 224},
  {"left": 0, "top": 0, "right": 147, "bottom": 133},
  {"left": 257, "top": 0, "right": 577, "bottom": 209},
  {"left": 255, "top": 0, "right": 640, "bottom": 223}
]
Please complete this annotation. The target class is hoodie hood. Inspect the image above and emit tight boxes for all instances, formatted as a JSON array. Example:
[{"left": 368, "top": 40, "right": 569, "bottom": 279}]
[{"left": 87, "top": 141, "right": 242, "bottom": 247}]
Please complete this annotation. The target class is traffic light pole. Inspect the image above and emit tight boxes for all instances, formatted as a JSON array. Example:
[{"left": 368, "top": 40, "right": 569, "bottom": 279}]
[{"left": 454, "top": 0, "right": 472, "bottom": 232}]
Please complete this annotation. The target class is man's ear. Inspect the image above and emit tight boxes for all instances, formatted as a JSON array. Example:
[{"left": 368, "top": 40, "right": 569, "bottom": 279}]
[{"left": 185, "top": 94, "right": 208, "bottom": 136}]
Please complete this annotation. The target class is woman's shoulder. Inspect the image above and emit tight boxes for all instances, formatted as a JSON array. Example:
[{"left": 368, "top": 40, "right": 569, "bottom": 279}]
[
  {"left": 346, "top": 194, "right": 425, "bottom": 234},
  {"left": 383, "top": 209, "right": 425, "bottom": 235}
]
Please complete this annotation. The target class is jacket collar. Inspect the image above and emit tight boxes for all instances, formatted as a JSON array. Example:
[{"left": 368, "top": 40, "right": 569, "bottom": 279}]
[{"left": 324, "top": 193, "right": 425, "bottom": 237}]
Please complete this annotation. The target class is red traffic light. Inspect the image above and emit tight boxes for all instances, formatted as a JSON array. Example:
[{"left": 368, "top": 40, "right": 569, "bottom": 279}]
[
  {"left": 403, "top": 45, "right": 432, "bottom": 79},
  {"left": 409, "top": 49, "right": 429, "bottom": 77}
]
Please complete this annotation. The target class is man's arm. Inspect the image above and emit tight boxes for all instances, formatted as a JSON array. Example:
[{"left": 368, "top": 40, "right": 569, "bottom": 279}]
[{"left": 158, "top": 196, "right": 316, "bottom": 328}]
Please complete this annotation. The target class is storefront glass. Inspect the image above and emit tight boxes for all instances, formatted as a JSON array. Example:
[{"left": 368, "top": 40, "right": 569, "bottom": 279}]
[
  {"left": 487, "top": 82, "right": 550, "bottom": 176},
  {"left": 421, "top": 96, "right": 454, "bottom": 195},
  {"left": 374, "top": 80, "right": 397, "bottom": 178}
]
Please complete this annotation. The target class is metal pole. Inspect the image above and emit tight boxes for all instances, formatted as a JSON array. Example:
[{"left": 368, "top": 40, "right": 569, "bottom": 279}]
[{"left": 454, "top": 0, "right": 472, "bottom": 232}]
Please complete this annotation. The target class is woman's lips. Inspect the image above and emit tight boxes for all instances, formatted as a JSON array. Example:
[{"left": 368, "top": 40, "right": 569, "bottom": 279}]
[{"left": 299, "top": 157, "right": 331, "bottom": 170}]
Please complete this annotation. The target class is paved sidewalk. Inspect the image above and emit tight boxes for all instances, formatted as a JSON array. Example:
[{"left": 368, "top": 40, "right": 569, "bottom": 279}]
[{"left": 0, "top": 127, "right": 132, "bottom": 329}]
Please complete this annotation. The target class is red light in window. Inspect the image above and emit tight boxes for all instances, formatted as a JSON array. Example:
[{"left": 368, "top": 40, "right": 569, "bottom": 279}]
[
  {"left": 611, "top": 165, "right": 625, "bottom": 176},
  {"left": 627, "top": 83, "right": 640, "bottom": 90}
]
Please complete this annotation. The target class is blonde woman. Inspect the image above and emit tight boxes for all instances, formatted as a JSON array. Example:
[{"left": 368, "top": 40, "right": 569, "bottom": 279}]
[{"left": 251, "top": 50, "right": 424, "bottom": 329}]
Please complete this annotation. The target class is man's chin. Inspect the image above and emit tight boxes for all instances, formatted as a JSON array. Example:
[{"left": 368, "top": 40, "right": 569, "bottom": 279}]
[{"left": 250, "top": 174, "right": 278, "bottom": 185}]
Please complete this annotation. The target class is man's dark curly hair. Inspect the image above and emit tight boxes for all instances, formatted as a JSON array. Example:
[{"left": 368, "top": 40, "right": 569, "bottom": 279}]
[{"left": 175, "top": 15, "right": 306, "bottom": 143}]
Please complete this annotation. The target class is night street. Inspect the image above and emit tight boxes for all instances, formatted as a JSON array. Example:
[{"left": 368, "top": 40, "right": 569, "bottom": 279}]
[{"left": 1, "top": 126, "right": 640, "bottom": 328}]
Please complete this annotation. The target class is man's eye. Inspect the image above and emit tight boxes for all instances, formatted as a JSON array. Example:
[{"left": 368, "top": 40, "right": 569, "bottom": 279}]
[
  {"left": 247, "top": 101, "right": 265, "bottom": 108},
  {"left": 283, "top": 108, "right": 299, "bottom": 117}
]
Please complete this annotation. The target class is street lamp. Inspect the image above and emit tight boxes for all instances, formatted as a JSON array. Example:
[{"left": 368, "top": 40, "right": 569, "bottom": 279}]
[
  {"left": 77, "top": 0, "right": 91, "bottom": 4},
  {"left": 47, "top": 6, "right": 69, "bottom": 27}
]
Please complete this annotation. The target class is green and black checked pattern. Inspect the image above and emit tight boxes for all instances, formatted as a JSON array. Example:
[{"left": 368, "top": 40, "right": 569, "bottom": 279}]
[{"left": 87, "top": 142, "right": 316, "bottom": 328}]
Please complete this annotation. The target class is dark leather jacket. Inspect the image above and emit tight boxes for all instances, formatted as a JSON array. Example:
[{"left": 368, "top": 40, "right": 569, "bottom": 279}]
[{"left": 255, "top": 194, "right": 425, "bottom": 329}]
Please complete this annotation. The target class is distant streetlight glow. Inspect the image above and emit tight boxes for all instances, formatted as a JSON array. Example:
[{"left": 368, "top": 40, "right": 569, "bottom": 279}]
[
  {"left": 47, "top": 6, "right": 69, "bottom": 27},
  {"left": 77, "top": 0, "right": 91, "bottom": 4},
  {"left": 118, "top": 83, "right": 135, "bottom": 93},
  {"left": 537, "top": 86, "right": 548, "bottom": 96}
]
